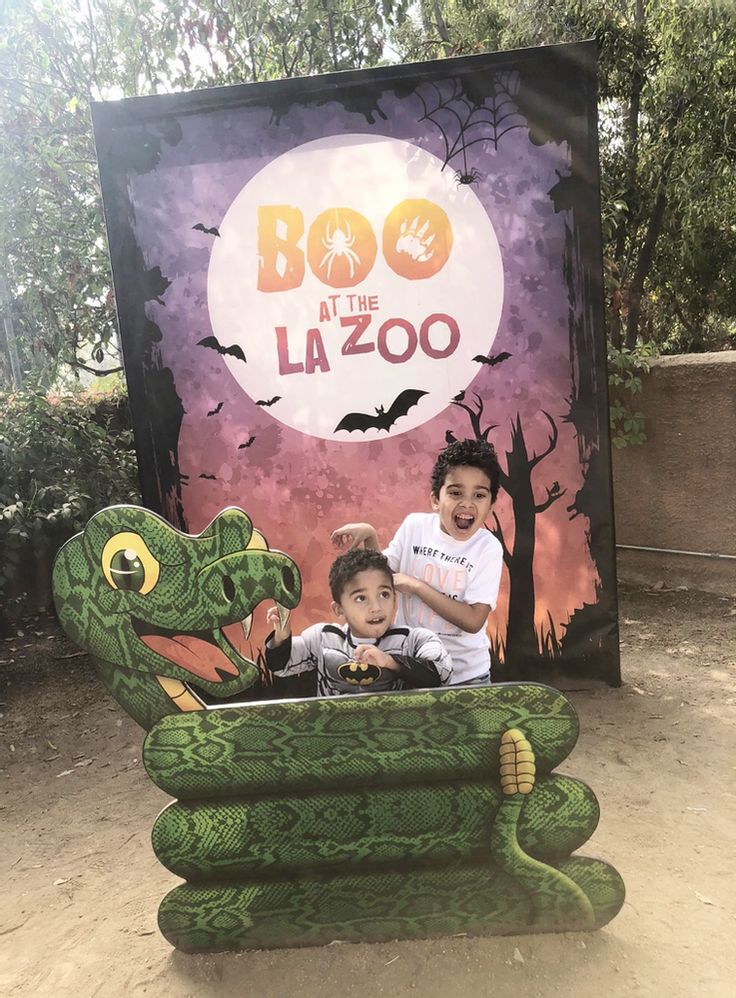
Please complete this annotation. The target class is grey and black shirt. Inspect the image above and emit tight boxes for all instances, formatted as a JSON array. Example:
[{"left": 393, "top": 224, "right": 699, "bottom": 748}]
[{"left": 264, "top": 623, "right": 453, "bottom": 697}]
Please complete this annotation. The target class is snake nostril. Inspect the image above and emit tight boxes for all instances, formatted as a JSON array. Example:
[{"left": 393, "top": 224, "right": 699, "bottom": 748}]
[
  {"left": 222, "top": 575, "right": 236, "bottom": 602},
  {"left": 281, "top": 566, "right": 296, "bottom": 595}
]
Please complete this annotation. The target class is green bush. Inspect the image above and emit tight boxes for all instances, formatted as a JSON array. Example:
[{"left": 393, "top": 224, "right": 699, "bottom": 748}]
[
  {"left": 0, "top": 387, "right": 141, "bottom": 623},
  {"left": 607, "top": 342, "right": 656, "bottom": 448}
]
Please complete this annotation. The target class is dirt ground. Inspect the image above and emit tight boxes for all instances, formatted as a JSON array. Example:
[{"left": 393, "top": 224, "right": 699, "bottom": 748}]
[{"left": 1, "top": 583, "right": 734, "bottom": 998}]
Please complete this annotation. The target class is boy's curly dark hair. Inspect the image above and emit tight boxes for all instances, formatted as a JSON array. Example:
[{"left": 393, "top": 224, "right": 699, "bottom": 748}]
[
  {"left": 430, "top": 438, "right": 501, "bottom": 504},
  {"left": 329, "top": 548, "right": 393, "bottom": 603}
]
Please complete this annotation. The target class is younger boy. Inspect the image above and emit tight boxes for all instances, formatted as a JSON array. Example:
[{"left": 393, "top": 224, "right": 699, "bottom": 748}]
[
  {"left": 331, "top": 438, "right": 503, "bottom": 686},
  {"left": 264, "top": 548, "right": 453, "bottom": 696}
]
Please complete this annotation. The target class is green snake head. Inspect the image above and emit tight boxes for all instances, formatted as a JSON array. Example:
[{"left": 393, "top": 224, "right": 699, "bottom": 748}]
[{"left": 52, "top": 505, "right": 301, "bottom": 729}]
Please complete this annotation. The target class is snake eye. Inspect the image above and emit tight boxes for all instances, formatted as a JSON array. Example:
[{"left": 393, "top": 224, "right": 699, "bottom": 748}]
[{"left": 102, "top": 532, "right": 160, "bottom": 595}]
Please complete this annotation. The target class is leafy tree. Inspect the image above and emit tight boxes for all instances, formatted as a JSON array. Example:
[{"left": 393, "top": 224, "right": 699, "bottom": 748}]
[
  {"left": 0, "top": 0, "right": 407, "bottom": 390},
  {"left": 393, "top": 0, "right": 736, "bottom": 357},
  {"left": 1, "top": 0, "right": 732, "bottom": 414},
  {"left": 0, "top": 386, "right": 140, "bottom": 621}
]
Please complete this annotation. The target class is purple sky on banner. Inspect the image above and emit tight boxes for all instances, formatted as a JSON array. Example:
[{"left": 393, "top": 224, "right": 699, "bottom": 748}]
[{"left": 125, "top": 80, "right": 590, "bottom": 652}]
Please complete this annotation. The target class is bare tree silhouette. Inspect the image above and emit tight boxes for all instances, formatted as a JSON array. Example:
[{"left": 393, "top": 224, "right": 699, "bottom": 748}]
[{"left": 452, "top": 395, "right": 566, "bottom": 678}]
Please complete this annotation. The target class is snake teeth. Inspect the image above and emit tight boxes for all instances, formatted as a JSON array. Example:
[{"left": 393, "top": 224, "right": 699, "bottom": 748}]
[
  {"left": 276, "top": 602, "right": 291, "bottom": 632},
  {"left": 241, "top": 614, "right": 253, "bottom": 639},
  {"left": 499, "top": 727, "right": 536, "bottom": 796},
  {"left": 156, "top": 674, "right": 204, "bottom": 712}
]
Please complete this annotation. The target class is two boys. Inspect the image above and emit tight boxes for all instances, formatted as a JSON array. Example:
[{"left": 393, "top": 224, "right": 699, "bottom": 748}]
[{"left": 266, "top": 438, "right": 503, "bottom": 691}]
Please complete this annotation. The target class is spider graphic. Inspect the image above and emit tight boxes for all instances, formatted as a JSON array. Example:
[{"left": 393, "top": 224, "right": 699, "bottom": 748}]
[
  {"left": 320, "top": 221, "right": 361, "bottom": 279},
  {"left": 455, "top": 167, "right": 482, "bottom": 187}
]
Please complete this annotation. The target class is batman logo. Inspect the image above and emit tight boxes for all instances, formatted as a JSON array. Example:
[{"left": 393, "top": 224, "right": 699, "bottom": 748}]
[{"left": 338, "top": 661, "right": 381, "bottom": 686}]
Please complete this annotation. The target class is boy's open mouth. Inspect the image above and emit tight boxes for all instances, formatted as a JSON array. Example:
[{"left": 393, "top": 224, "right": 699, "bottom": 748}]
[{"left": 454, "top": 513, "right": 475, "bottom": 532}]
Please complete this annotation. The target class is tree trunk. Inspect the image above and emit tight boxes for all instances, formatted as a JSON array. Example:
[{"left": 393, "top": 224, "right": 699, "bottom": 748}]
[
  {"left": 625, "top": 142, "right": 677, "bottom": 349},
  {"left": 503, "top": 417, "right": 539, "bottom": 672}
]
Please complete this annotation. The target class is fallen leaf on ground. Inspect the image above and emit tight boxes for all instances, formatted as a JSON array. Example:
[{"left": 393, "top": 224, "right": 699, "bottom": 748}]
[
  {"left": 513, "top": 947, "right": 525, "bottom": 964},
  {"left": 74, "top": 758, "right": 94, "bottom": 768},
  {"left": 384, "top": 956, "right": 400, "bottom": 966},
  {"left": 693, "top": 891, "right": 714, "bottom": 905},
  {"left": 53, "top": 877, "right": 70, "bottom": 886},
  {"left": 55, "top": 769, "right": 74, "bottom": 778}
]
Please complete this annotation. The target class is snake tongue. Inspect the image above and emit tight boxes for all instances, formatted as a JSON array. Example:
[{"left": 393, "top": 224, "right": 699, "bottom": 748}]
[{"left": 140, "top": 634, "right": 240, "bottom": 684}]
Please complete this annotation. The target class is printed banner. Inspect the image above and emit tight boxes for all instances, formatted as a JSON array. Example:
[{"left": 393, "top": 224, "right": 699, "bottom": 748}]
[{"left": 92, "top": 42, "right": 620, "bottom": 691}]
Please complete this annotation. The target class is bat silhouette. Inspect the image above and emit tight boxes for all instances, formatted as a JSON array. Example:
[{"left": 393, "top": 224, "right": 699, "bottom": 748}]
[
  {"left": 255, "top": 396, "right": 282, "bottom": 407},
  {"left": 207, "top": 401, "right": 224, "bottom": 417},
  {"left": 197, "top": 336, "right": 246, "bottom": 363},
  {"left": 199, "top": 473, "right": 218, "bottom": 480},
  {"left": 472, "top": 351, "right": 512, "bottom": 366},
  {"left": 334, "top": 389, "right": 428, "bottom": 434},
  {"left": 192, "top": 223, "right": 220, "bottom": 237},
  {"left": 238, "top": 436, "right": 256, "bottom": 449}
]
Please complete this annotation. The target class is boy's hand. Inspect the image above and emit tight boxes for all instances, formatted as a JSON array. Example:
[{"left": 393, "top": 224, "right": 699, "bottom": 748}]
[
  {"left": 330, "top": 522, "right": 379, "bottom": 550},
  {"left": 392, "top": 572, "right": 420, "bottom": 596},
  {"left": 266, "top": 604, "right": 291, "bottom": 646},
  {"left": 354, "top": 644, "right": 397, "bottom": 672}
]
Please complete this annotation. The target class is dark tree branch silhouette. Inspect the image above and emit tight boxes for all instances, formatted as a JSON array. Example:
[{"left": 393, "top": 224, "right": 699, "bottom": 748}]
[
  {"left": 451, "top": 392, "right": 497, "bottom": 441},
  {"left": 528, "top": 410, "right": 559, "bottom": 470},
  {"left": 452, "top": 390, "right": 566, "bottom": 677},
  {"left": 536, "top": 480, "right": 566, "bottom": 514}
]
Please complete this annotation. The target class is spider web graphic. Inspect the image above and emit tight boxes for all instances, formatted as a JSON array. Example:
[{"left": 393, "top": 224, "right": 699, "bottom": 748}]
[{"left": 415, "top": 72, "right": 527, "bottom": 177}]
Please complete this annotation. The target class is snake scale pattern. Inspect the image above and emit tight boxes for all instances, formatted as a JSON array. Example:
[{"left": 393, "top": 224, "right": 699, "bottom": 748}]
[{"left": 53, "top": 505, "right": 625, "bottom": 952}]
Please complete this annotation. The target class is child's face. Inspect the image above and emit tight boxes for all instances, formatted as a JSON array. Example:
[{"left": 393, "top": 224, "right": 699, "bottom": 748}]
[
  {"left": 431, "top": 464, "right": 493, "bottom": 542},
  {"left": 332, "top": 568, "right": 397, "bottom": 639}
]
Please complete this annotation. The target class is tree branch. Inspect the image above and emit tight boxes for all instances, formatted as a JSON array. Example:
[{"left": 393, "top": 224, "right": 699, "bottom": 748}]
[
  {"left": 535, "top": 482, "right": 567, "bottom": 514},
  {"left": 69, "top": 359, "right": 123, "bottom": 376},
  {"left": 528, "top": 411, "right": 558, "bottom": 471}
]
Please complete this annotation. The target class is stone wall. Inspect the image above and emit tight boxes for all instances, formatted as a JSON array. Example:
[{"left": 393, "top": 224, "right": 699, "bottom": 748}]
[{"left": 611, "top": 352, "right": 736, "bottom": 595}]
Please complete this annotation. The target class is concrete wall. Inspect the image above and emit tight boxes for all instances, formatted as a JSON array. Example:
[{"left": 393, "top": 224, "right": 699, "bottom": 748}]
[{"left": 611, "top": 352, "right": 736, "bottom": 595}]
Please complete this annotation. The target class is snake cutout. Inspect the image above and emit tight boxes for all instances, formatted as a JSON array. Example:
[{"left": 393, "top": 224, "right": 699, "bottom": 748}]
[{"left": 53, "top": 505, "right": 624, "bottom": 952}]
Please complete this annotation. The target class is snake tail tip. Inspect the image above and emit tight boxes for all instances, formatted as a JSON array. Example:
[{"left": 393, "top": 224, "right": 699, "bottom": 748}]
[{"left": 499, "top": 727, "right": 536, "bottom": 796}]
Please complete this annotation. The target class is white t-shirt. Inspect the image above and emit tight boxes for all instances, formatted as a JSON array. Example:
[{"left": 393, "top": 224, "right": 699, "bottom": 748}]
[{"left": 384, "top": 512, "right": 504, "bottom": 683}]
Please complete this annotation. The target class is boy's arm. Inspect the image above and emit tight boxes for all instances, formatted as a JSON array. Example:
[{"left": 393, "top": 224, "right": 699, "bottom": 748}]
[
  {"left": 264, "top": 610, "right": 321, "bottom": 677},
  {"left": 330, "top": 522, "right": 381, "bottom": 551},
  {"left": 352, "top": 643, "right": 445, "bottom": 688},
  {"left": 391, "top": 627, "right": 453, "bottom": 687},
  {"left": 393, "top": 573, "right": 491, "bottom": 633}
]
